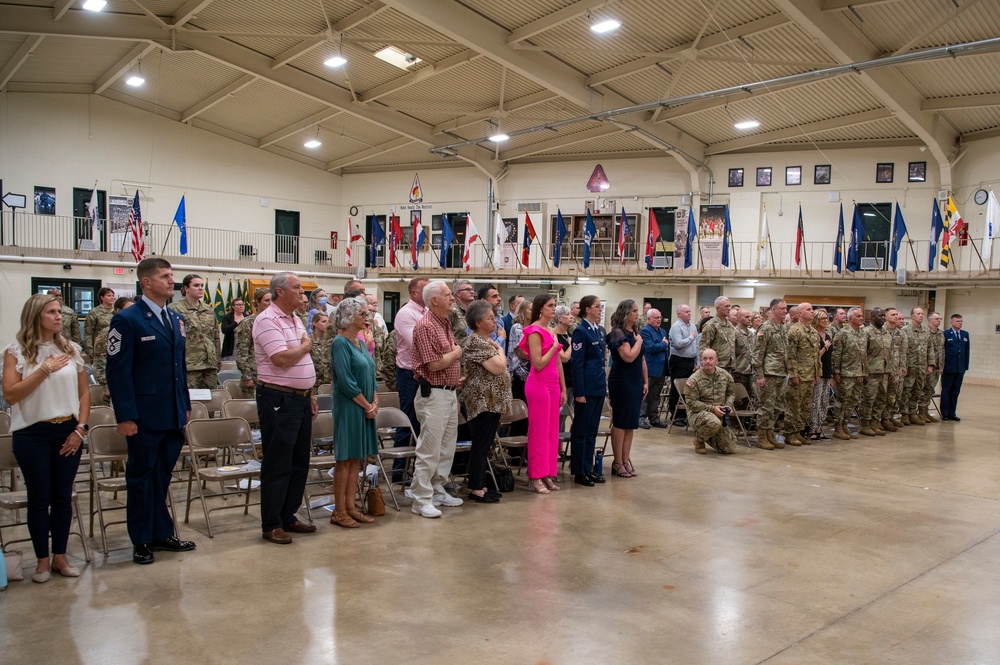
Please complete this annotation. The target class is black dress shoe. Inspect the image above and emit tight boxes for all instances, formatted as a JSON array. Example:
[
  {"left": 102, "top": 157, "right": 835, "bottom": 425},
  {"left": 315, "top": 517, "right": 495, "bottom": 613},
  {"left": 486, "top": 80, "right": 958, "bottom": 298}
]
[
  {"left": 651, "top": 420, "right": 669, "bottom": 428},
  {"left": 588, "top": 472, "right": 606, "bottom": 484},
  {"left": 150, "top": 536, "right": 197, "bottom": 552},
  {"left": 133, "top": 545, "right": 155, "bottom": 565},
  {"left": 574, "top": 475, "right": 595, "bottom": 487},
  {"left": 951, "top": 415, "right": 961, "bottom": 422},
  {"left": 467, "top": 492, "right": 500, "bottom": 503}
]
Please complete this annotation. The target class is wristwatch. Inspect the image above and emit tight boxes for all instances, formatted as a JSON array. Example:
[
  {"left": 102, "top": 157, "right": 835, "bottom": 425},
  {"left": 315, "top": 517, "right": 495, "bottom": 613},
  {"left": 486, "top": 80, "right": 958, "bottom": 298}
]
[{"left": 77, "top": 423, "right": 89, "bottom": 432}]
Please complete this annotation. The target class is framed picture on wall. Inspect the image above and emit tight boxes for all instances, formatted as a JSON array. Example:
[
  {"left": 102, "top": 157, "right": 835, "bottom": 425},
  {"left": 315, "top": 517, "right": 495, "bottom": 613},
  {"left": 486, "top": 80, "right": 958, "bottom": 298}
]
[
  {"left": 814, "top": 164, "right": 831, "bottom": 185},
  {"left": 876, "top": 162, "right": 894, "bottom": 183},
  {"left": 785, "top": 166, "right": 802, "bottom": 186},
  {"left": 756, "top": 167, "right": 772, "bottom": 187},
  {"left": 34, "top": 186, "right": 56, "bottom": 215},
  {"left": 728, "top": 168, "right": 744, "bottom": 187},
  {"left": 908, "top": 161, "right": 927, "bottom": 182}
]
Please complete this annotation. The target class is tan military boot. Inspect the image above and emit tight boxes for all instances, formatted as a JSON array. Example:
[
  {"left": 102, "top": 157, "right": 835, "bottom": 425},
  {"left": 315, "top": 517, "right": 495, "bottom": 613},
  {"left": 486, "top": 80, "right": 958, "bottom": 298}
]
[
  {"left": 694, "top": 441, "right": 708, "bottom": 454},
  {"left": 768, "top": 428, "right": 785, "bottom": 449},
  {"left": 756, "top": 429, "right": 775, "bottom": 450},
  {"left": 881, "top": 418, "right": 897, "bottom": 432},
  {"left": 833, "top": 422, "right": 852, "bottom": 440},
  {"left": 911, "top": 412, "right": 925, "bottom": 425},
  {"left": 892, "top": 414, "right": 904, "bottom": 427},
  {"left": 872, "top": 419, "right": 887, "bottom": 435},
  {"left": 900, "top": 414, "right": 911, "bottom": 426},
  {"left": 859, "top": 420, "right": 877, "bottom": 437},
  {"left": 922, "top": 408, "right": 939, "bottom": 423},
  {"left": 784, "top": 432, "right": 804, "bottom": 446}
]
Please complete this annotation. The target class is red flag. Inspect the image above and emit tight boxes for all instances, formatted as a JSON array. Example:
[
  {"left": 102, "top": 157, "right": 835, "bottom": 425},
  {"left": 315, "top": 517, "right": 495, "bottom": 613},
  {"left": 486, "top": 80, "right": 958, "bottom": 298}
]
[
  {"left": 645, "top": 209, "right": 660, "bottom": 270},
  {"left": 389, "top": 211, "right": 404, "bottom": 267},
  {"left": 463, "top": 214, "right": 480, "bottom": 271},
  {"left": 794, "top": 206, "right": 805, "bottom": 266},
  {"left": 521, "top": 212, "right": 537, "bottom": 267}
]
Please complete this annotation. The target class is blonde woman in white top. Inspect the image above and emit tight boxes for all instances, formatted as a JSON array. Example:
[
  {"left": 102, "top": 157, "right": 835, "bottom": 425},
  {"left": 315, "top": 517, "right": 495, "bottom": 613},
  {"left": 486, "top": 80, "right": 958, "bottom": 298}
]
[{"left": 2, "top": 293, "right": 91, "bottom": 583}]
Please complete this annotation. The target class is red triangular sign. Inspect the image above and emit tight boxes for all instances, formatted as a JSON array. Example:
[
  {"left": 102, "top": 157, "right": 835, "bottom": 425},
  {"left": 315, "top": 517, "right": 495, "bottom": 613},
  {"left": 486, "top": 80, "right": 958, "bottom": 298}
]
[{"left": 586, "top": 164, "right": 611, "bottom": 193}]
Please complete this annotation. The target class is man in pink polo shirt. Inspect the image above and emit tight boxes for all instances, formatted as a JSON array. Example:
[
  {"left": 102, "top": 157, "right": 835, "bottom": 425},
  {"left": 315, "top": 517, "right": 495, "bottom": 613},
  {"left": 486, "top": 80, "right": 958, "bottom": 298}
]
[
  {"left": 392, "top": 277, "right": 428, "bottom": 462},
  {"left": 253, "top": 272, "right": 318, "bottom": 544}
]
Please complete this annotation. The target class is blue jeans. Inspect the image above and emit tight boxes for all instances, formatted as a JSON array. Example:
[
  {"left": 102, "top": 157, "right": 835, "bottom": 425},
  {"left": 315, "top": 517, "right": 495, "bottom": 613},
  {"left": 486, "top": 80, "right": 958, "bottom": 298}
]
[
  {"left": 393, "top": 368, "right": 421, "bottom": 481},
  {"left": 12, "top": 420, "right": 82, "bottom": 559}
]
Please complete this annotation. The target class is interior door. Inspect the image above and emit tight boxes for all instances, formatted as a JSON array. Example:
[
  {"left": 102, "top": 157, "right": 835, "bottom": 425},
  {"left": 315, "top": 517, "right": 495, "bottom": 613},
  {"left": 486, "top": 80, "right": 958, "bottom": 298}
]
[{"left": 275, "top": 209, "right": 300, "bottom": 263}]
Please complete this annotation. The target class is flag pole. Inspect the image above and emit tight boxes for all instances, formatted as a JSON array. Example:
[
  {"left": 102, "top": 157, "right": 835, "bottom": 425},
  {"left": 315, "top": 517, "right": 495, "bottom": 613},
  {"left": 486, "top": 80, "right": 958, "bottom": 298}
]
[
  {"left": 478, "top": 234, "right": 497, "bottom": 271},
  {"left": 966, "top": 235, "right": 989, "bottom": 272}
]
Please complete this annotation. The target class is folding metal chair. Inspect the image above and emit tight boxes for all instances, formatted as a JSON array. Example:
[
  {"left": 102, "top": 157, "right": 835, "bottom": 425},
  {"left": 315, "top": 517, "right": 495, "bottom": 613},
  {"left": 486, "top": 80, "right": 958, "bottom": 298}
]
[
  {"left": 667, "top": 378, "right": 691, "bottom": 433},
  {"left": 731, "top": 383, "right": 756, "bottom": 447},
  {"left": 184, "top": 417, "right": 258, "bottom": 538},
  {"left": 303, "top": 411, "right": 336, "bottom": 523},
  {"left": 372, "top": 407, "right": 416, "bottom": 511},
  {"left": 494, "top": 399, "right": 528, "bottom": 475}
]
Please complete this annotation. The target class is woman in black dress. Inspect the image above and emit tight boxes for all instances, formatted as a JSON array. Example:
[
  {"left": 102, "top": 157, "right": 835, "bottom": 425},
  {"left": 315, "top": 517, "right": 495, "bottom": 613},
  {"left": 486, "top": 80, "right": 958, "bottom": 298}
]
[
  {"left": 606, "top": 299, "right": 647, "bottom": 478},
  {"left": 220, "top": 297, "right": 245, "bottom": 359}
]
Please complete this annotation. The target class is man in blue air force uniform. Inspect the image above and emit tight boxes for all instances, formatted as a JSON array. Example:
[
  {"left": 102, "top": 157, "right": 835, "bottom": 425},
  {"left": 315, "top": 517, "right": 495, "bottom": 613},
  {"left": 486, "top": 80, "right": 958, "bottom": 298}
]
[
  {"left": 569, "top": 295, "right": 608, "bottom": 487},
  {"left": 106, "top": 257, "right": 195, "bottom": 565}
]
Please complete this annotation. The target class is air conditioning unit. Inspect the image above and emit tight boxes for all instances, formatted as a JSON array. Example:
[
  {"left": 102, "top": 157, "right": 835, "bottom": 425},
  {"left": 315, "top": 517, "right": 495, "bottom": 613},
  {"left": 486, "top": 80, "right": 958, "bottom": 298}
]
[
  {"left": 653, "top": 255, "right": 672, "bottom": 268},
  {"left": 276, "top": 253, "right": 295, "bottom": 264},
  {"left": 860, "top": 257, "right": 883, "bottom": 270},
  {"left": 517, "top": 202, "right": 541, "bottom": 213}
]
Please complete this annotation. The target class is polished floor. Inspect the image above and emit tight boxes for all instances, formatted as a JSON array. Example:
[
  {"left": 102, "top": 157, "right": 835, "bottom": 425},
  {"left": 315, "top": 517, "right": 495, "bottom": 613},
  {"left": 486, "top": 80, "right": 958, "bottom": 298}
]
[{"left": 2, "top": 385, "right": 999, "bottom": 665}]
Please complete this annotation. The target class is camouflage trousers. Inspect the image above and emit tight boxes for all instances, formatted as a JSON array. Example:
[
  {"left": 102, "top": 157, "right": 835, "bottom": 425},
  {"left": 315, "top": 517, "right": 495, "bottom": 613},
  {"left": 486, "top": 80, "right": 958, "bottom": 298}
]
[
  {"left": 690, "top": 410, "right": 736, "bottom": 453},
  {"left": 886, "top": 371, "right": 906, "bottom": 418},
  {"left": 903, "top": 368, "right": 926, "bottom": 415},
  {"left": 860, "top": 373, "right": 888, "bottom": 421},
  {"left": 784, "top": 379, "right": 814, "bottom": 435},
  {"left": 755, "top": 375, "right": 786, "bottom": 430},
  {"left": 732, "top": 372, "right": 754, "bottom": 405},
  {"left": 187, "top": 368, "right": 219, "bottom": 390},
  {"left": 833, "top": 376, "right": 864, "bottom": 423},
  {"left": 921, "top": 369, "right": 940, "bottom": 409}
]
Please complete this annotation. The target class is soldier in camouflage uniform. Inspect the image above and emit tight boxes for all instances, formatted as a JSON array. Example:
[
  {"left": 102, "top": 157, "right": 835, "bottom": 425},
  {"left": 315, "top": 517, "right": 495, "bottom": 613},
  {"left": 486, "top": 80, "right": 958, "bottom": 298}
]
[
  {"left": 884, "top": 307, "right": 908, "bottom": 428},
  {"left": 450, "top": 280, "right": 475, "bottom": 343},
  {"left": 169, "top": 274, "right": 222, "bottom": 390},
  {"left": 860, "top": 308, "right": 892, "bottom": 436},
  {"left": 685, "top": 349, "right": 736, "bottom": 455},
  {"left": 831, "top": 307, "right": 868, "bottom": 440},
  {"left": 921, "top": 311, "right": 944, "bottom": 423},
  {"left": 732, "top": 309, "right": 756, "bottom": 402},
  {"left": 84, "top": 286, "right": 116, "bottom": 361},
  {"left": 92, "top": 297, "right": 135, "bottom": 406},
  {"left": 753, "top": 298, "right": 789, "bottom": 450},
  {"left": 783, "top": 305, "right": 799, "bottom": 332},
  {"left": 784, "top": 302, "right": 820, "bottom": 446},
  {"left": 48, "top": 288, "right": 83, "bottom": 347},
  {"left": 309, "top": 311, "right": 332, "bottom": 389},
  {"left": 378, "top": 329, "right": 397, "bottom": 391},
  {"left": 236, "top": 288, "right": 271, "bottom": 398},
  {"left": 698, "top": 296, "right": 736, "bottom": 372},
  {"left": 366, "top": 294, "right": 386, "bottom": 373},
  {"left": 902, "top": 307, "right": 930, "bottom": 425}
]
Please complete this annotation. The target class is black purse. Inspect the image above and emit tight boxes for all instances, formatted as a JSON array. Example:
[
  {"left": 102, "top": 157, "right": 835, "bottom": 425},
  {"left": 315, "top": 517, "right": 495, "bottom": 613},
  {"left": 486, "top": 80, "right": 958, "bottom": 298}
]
[{"left": 490, "top": 463, "right": 516, "bottom": 493}]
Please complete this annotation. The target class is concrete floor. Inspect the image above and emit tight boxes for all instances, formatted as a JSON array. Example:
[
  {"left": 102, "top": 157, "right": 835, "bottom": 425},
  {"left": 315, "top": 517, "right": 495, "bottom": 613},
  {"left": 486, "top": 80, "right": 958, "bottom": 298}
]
[{"left": 2, "top": 384, "right": 999, "bottom": 665}]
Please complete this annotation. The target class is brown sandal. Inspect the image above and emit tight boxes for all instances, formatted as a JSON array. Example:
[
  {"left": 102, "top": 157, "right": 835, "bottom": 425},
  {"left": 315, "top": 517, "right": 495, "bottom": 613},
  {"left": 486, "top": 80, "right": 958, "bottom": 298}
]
[
  {"left": 330, "top": 513, "right": 360, "bottom": 528},
  {"left": 347, "top": 511, "right": 375, "bottom": 524}
]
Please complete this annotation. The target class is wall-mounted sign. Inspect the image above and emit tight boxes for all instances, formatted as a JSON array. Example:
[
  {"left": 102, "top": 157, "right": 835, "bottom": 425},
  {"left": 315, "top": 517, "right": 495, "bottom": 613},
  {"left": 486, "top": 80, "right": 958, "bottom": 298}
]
[
  {"left": 409, "top": 173, "right": 423, "bottom": 203},
  {"left": 587, "top": 164, "right": 611, "bottom": 193}
]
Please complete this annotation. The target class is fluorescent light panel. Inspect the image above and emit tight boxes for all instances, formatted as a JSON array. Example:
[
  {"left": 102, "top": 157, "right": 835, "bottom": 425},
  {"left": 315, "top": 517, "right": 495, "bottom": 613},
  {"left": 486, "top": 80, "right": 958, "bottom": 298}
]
[
  {"left": 83, "top": 0, "right": 107, "bottom": 11},
  {"left": 324, "top": 55, "right": 347, "bottom": 68},
  {"left": 125, "top": 75, "right": 145, "bottom": 87},
  {"left": 374, "top": 46, "right": 421, "bottom": 70},
  {"left": 304, "top": 139, "right": 322, "bottom": 148},
  {"left": 590, "top": 19, "right": 621, "bottom": 33},
  {"left": 488, "top": 133, "right": 509, "bottom": 143},
  {"left": 734, "top": 120, "right": 760, "bottom": 130}
]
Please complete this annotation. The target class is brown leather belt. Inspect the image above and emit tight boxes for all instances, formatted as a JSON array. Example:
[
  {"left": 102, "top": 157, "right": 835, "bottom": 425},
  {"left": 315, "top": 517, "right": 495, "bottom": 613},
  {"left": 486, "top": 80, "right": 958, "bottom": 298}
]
[
  {"left": 43, "top": 416, "right": 74, "bottom": 424},
  {"left": 260, "top": 382, "right": 313, "bottom": 398}
]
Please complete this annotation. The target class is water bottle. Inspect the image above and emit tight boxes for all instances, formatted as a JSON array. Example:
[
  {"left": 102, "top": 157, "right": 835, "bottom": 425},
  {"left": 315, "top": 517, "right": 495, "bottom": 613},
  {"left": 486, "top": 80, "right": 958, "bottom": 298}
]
[
  {"left": 0, "top": 552, "right": 8, "bottom": 591},
  {"left": 594, "top": 451, "right": 604, "bottom": 477}
]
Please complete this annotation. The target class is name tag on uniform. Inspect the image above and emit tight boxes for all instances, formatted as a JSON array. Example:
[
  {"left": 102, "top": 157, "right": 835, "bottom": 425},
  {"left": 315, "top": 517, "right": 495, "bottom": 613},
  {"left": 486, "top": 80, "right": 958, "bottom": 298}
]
[{"left": 141, "top": 335, "right": 156, "bottom": 342}]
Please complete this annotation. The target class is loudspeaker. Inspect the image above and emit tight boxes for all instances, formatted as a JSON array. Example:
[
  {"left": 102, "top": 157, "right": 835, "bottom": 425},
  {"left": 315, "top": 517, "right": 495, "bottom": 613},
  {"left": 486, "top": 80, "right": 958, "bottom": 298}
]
[{"left": 895, "top": 267, "right": 906, "bottom": 285}]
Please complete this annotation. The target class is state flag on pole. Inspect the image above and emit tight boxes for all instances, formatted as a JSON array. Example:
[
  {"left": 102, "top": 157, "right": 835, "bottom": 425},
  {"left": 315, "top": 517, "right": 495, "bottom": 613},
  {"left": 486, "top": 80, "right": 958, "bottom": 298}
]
[
  {"left": 928, "top": 199, "right": 943, "bottom": 271},
  {"left": 346, "top": 217, "right": 362, "bottom": 267},
  {"left": 940, "top": 195, "right": 964, "bottom": 269},
  {"left": 889, "top": 204, "right": 908, "bottom": 271},
  {"left": 794, "top": 205, "right": 805, "bottom": 267},
  {"left": 847, "top": 204, "right": 862, "bottom": 273},
  {"left": 127, "top": 190, "right": 145, "bottom": 262},
  {"left": 583, "top": 208, "right": 596, "bottom": 269},
  {"left": 985, "top": 190, "right": 999, "bottom": 267},
  {"left": 721, "top": 205, "right": 733, "bottom": 267},
  {"left": 213, "top": 280, "right": 225, "bottom": 324},
  {"left": 521, "top": 212, "right": 537, "bottom": 267},
  {"left": 833, "top": 204, "right": 845, "bottom": 274},
  {"left": 553, "top": 209, "right": 568, "bottom": 268},
  {"left": 440, "top": 214, "right": 456, "bottom": 269},
  {"left": 463, "top": 214, "right": 480, "bottom": 271},
  {"left": 173, "top": 196, "right": 187, "bottom": 255},
  {"left": 645, "top": 208, "right": 660, "bottom": 271},
  {"left": 684, "top": 207, "right": 696, "bottom": 269},
  {"left": 617, "top": 207, "right": 631, "bottom": 266},
  {"left": 758, "top": 207, "right": 769, "bottom": 269},
  {"left": 89, "top": 187, "right": 100, "bottom": 247},
  {"left": 412, "top": 217, "right": 426, "bottom": 270},
  {"left": 389, "top": 211, "right": 403, "bottom": 268},
  {"left": 370, "top": 213, "right": 385, "bottom": 267}
]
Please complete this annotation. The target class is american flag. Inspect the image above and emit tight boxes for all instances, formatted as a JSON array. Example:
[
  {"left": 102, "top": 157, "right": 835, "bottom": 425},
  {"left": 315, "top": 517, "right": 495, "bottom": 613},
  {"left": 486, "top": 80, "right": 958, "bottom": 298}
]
[{"left": 127, "top": 190, "right": 145, "bottom": 263}]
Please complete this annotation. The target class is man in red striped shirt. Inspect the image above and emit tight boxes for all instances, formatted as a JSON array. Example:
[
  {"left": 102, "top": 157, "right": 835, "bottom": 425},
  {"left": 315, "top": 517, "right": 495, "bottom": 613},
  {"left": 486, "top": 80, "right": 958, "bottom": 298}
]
[{"left": 253, "top": 272, "right": 318, "bottom": 544}]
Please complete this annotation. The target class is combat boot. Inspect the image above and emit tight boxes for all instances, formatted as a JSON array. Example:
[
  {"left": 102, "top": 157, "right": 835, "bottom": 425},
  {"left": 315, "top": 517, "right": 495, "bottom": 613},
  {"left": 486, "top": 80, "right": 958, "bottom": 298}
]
[
  {"left": 872, "top": 420, "right": 887, "bottom": 436},
  {"left": 900, "top": 414, "right": 911, "bottom": 426},
  {"left": 756, "top": 430, "right": 775, "bottom": 450},
  {"left": 881, "top": 418, "right": 897, "bottom": 432},
  {"left": 694, "top": 440, "right": 708, "bottom": 454},
  {"left": 833, "top": 422, "right": 851, "bottom": 440},
  {"left": 783, "top": 432, "right": 804, "bottom": 446},
  {"left": 922, "top": 408, "right": 939, "bottom": 423},
  {"left": 911, "top": 412, "right": 925, "bottom": 425},
  {"left": 859, "top": 420, "right": 877, "bottom": 437},
  {"left": 892, "top": 414, "right": 904, "bottom": 427},
  {"left": 768, "top": 428, "right": 785, "bottom": 448}
]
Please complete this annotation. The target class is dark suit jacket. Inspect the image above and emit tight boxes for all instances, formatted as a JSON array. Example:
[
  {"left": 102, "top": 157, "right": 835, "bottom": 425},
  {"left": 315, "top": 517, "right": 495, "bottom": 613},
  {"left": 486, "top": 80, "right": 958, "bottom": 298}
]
[
  {"left": 943, "top": 328, "right": 970, "bottom": 374},
  {"left": 570, "top": 321, "right": 607, "bottom": 397},
  {"left": 106, "top": 299, "right": 191, "bottom": 430}
]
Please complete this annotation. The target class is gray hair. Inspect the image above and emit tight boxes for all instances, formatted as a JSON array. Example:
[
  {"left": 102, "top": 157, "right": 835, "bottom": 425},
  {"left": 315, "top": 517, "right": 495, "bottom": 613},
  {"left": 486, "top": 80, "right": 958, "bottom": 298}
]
[
  {"left": 847, "top": 306, "right": 861, "bottom": 319},
  {"left": 422, "top": 280, "right": 448, "bottom": 307},
  {"left": 676, "top": 303, "right": 690, "bottom": 315},
  {"left": 454, "top": 279, "right": 472, "bottom": 292},
  {"left": 714, "top": 295, "right": 729, "bottom": 307},
  {"left": 554, "top": 305, "right": 571, "bottom": 320},
  {"left": 270, "top": 272, "right": 296, "bottom": 300},
  {"left": 465, "top": 299, "right": 494, "bottom": 330},
  {"left": 334, "top": 296, "right": 367, "bottom": 331}
]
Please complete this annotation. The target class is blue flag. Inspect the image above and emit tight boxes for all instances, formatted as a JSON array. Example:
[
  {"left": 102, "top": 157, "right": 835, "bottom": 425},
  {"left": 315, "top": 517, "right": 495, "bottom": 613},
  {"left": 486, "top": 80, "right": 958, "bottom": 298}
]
[
  {"left": 370, "top": 213, "right": 385, "bottom": 266},
  {"left": 890, "top": 204, "right": 908, "bottom": 271},
  {"left": 684, "top": 207, "right": 696, "bottom": 269},
  {"left": 721, "top": 205, "right": 733, "bottom": 267},
  {"left": 929, "top": 199, "right": 943, "bottom": 271},
  {"left": 553, "top": 209, "right": 568, "bottom": 268},
  {"left": 439, "top": 213, "right": 455, "bottom": 269},
  {"left": 833, "top": 204, "right": 845, "bottom": 274},
  {"left": 583, "top": 208, "right": 596, "bottom": 269},
  {"left": 173, "top": 196, "right": 187, "bottom": 255},
  {"left": 847, "top": 204, "right": 863, "bottom": 272}
]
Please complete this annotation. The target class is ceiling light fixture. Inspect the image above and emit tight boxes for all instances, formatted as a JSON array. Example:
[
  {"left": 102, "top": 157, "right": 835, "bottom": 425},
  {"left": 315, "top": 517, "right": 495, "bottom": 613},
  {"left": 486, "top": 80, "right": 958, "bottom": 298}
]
[
  {"left": 734, "top": 120, "right": 760, "bottom": 130},
  {"left": 82, "top": 0, "right": 107, "bottom": 11},
  {"left": 324, "top": 55, "right": 347, "bottom": 68},
  {"left": 304, "top": 127, "right": 322, "bottom": 149},
  {"left": 125, "top": 61, "right": 145, "bottom": 87},
  {"left": 590, "top": 18, "right": 621, "bottom": 34},
  {"left": 374, "top": 46, "right": 421, "bottom": 70},
  {"left": 488, "top": 133, "right": 509, "bottom": 143}
]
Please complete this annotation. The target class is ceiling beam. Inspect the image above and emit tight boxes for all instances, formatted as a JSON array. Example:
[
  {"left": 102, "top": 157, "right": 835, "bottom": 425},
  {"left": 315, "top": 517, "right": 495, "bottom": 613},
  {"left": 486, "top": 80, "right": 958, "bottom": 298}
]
[
  {"left": 331, "top": 1, "right": 388, "bottom": 32},
  {"left": 103, "top": 89, "right": 182, "bottom": 122},
  {"left": 0, "top": 4, "right": 169, "bottom": 41},
  {"left": 271, "top": 33, "right": 327, "bottom": 69},
  {"left": 705, "top": 108, "right": 894, "bottom": 154},
  {"left": 52, "top": 0, "right": 74, "bottom": 21},
  {"left": 506, "top": 0, "right": 608, "bottom": 44},
  {"left": 171, "top": 0, "right": 215, "bottom": 27},
  {"left": 6, "top": 82, "right": 95, "bottom": 93},
  {"left": 892, "top": 0, "right": 986, "bottom": 56},
  {"left": 821, "top": 0, "right": 901, "bottom": 11},
  {"left": 181, "top": 73, "right": 256, "bottom": 122},
  {"left": 431, "top": 90, "right": 558, "bottom": 134},
  {"left": 770, "top": 0, "right": 957, "bottom": 186},
  {"left": 0, "top": 35, "right": 44, "bottom": 90},
  {"left": 922, "top": 93, "right": 1000, "bottom": 112},
  {"left": 258, "top": 110, "right": 342, "bottom": 148},
  {"left": 93, "top": 42, "right": 157, "bottom": 94},
  {"left": 359, "top": 49, "right": 478, "bottom": 103},
  {"left": 734, "top": 137, "right": 922, "bottom": 152},
  {"left": 326, "top": 137, "right": 414, "bottom": 170},
  {"left": 500, "top": 126, "right": 622, "bottom": 161},
  {"left": 586, "top": 13, "right": 789, "bottom": 87}
]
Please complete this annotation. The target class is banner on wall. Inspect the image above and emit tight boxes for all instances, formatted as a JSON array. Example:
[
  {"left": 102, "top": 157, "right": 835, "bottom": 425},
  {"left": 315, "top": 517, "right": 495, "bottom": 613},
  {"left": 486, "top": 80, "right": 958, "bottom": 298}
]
[
  {"left": 108, "top": 195, "right": 131, "bottom": 254},
  {"left": 699, "top": 204, "right": 727, "bottom": 270},
  {"left": 673, "top": 208, "right": 690, "bottom": 268}
]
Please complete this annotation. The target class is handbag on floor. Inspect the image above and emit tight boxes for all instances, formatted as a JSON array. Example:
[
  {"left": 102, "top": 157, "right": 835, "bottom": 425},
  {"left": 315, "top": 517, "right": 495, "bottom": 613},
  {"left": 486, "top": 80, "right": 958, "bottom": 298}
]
[
  {"left": 491, "top": 463, "right": 516, "bottom": 493},
  {"left": 4, "top": 550, "right": 24, "bottom": 583},
  {"left": 367, "top": 486, "right": 386, "bottom": 516}
]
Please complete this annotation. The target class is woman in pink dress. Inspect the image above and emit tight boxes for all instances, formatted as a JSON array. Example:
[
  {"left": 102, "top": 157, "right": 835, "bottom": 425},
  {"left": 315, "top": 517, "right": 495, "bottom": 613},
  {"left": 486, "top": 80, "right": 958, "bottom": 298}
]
[{"left": 519, "top": 294, "right": 567, "bottom": 494}]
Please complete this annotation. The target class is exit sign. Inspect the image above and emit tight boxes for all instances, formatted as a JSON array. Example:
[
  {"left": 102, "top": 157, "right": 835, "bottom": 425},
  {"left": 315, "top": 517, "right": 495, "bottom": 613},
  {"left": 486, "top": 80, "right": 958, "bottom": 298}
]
[{"left": 114, "top": 268, "right": 125, "bottom": 275}]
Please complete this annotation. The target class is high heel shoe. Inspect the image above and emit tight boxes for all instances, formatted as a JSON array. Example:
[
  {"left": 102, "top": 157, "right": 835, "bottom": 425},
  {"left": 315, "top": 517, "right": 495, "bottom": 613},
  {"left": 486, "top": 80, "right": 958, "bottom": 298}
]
[
  {"left": 624, "top": 459, "right": 637, "bottom": 476},
  {"left": 528, "top": 480, "right": 551, "bottom": 494},
  {"left": 543, "top": 478, "right": 561, "bottom": 491},
  {"left": 611, "top": 462, "right": 632, "bottom": 478}
]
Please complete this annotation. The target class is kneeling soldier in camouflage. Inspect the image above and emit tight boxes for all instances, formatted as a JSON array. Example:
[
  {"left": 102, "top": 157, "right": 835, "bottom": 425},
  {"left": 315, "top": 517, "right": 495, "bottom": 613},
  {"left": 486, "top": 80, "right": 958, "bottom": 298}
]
[{"left": 686, "top": 349, "right": 737, "bottom": 455}]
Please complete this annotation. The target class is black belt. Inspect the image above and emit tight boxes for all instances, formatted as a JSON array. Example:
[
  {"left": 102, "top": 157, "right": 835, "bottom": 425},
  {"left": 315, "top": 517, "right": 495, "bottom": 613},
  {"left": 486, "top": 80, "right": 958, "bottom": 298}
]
[
  {"left": 429, "top": 384, "right": 458, "bottom": 391},
  {"left": 260, "top": 382, "right": 313, "bottom": 397}
]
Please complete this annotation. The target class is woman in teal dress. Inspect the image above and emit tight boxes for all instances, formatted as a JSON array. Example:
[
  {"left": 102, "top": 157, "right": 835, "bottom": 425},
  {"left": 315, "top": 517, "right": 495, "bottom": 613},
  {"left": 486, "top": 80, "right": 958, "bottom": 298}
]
[{"left": 330, "top": 296, "right": 379, "bottom": 528}]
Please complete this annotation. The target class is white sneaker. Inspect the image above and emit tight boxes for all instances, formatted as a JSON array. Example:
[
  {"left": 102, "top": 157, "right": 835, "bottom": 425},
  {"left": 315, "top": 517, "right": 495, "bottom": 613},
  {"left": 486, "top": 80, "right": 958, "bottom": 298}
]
[
  {"left": 404, "top": 488, "right": 414, "bottom": 501},
  {"left": 433, "top": 493, "right": 463, "bottom": 507},
  {"left": 412, "top": 503, "right": 442, "bottom": 518}
]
